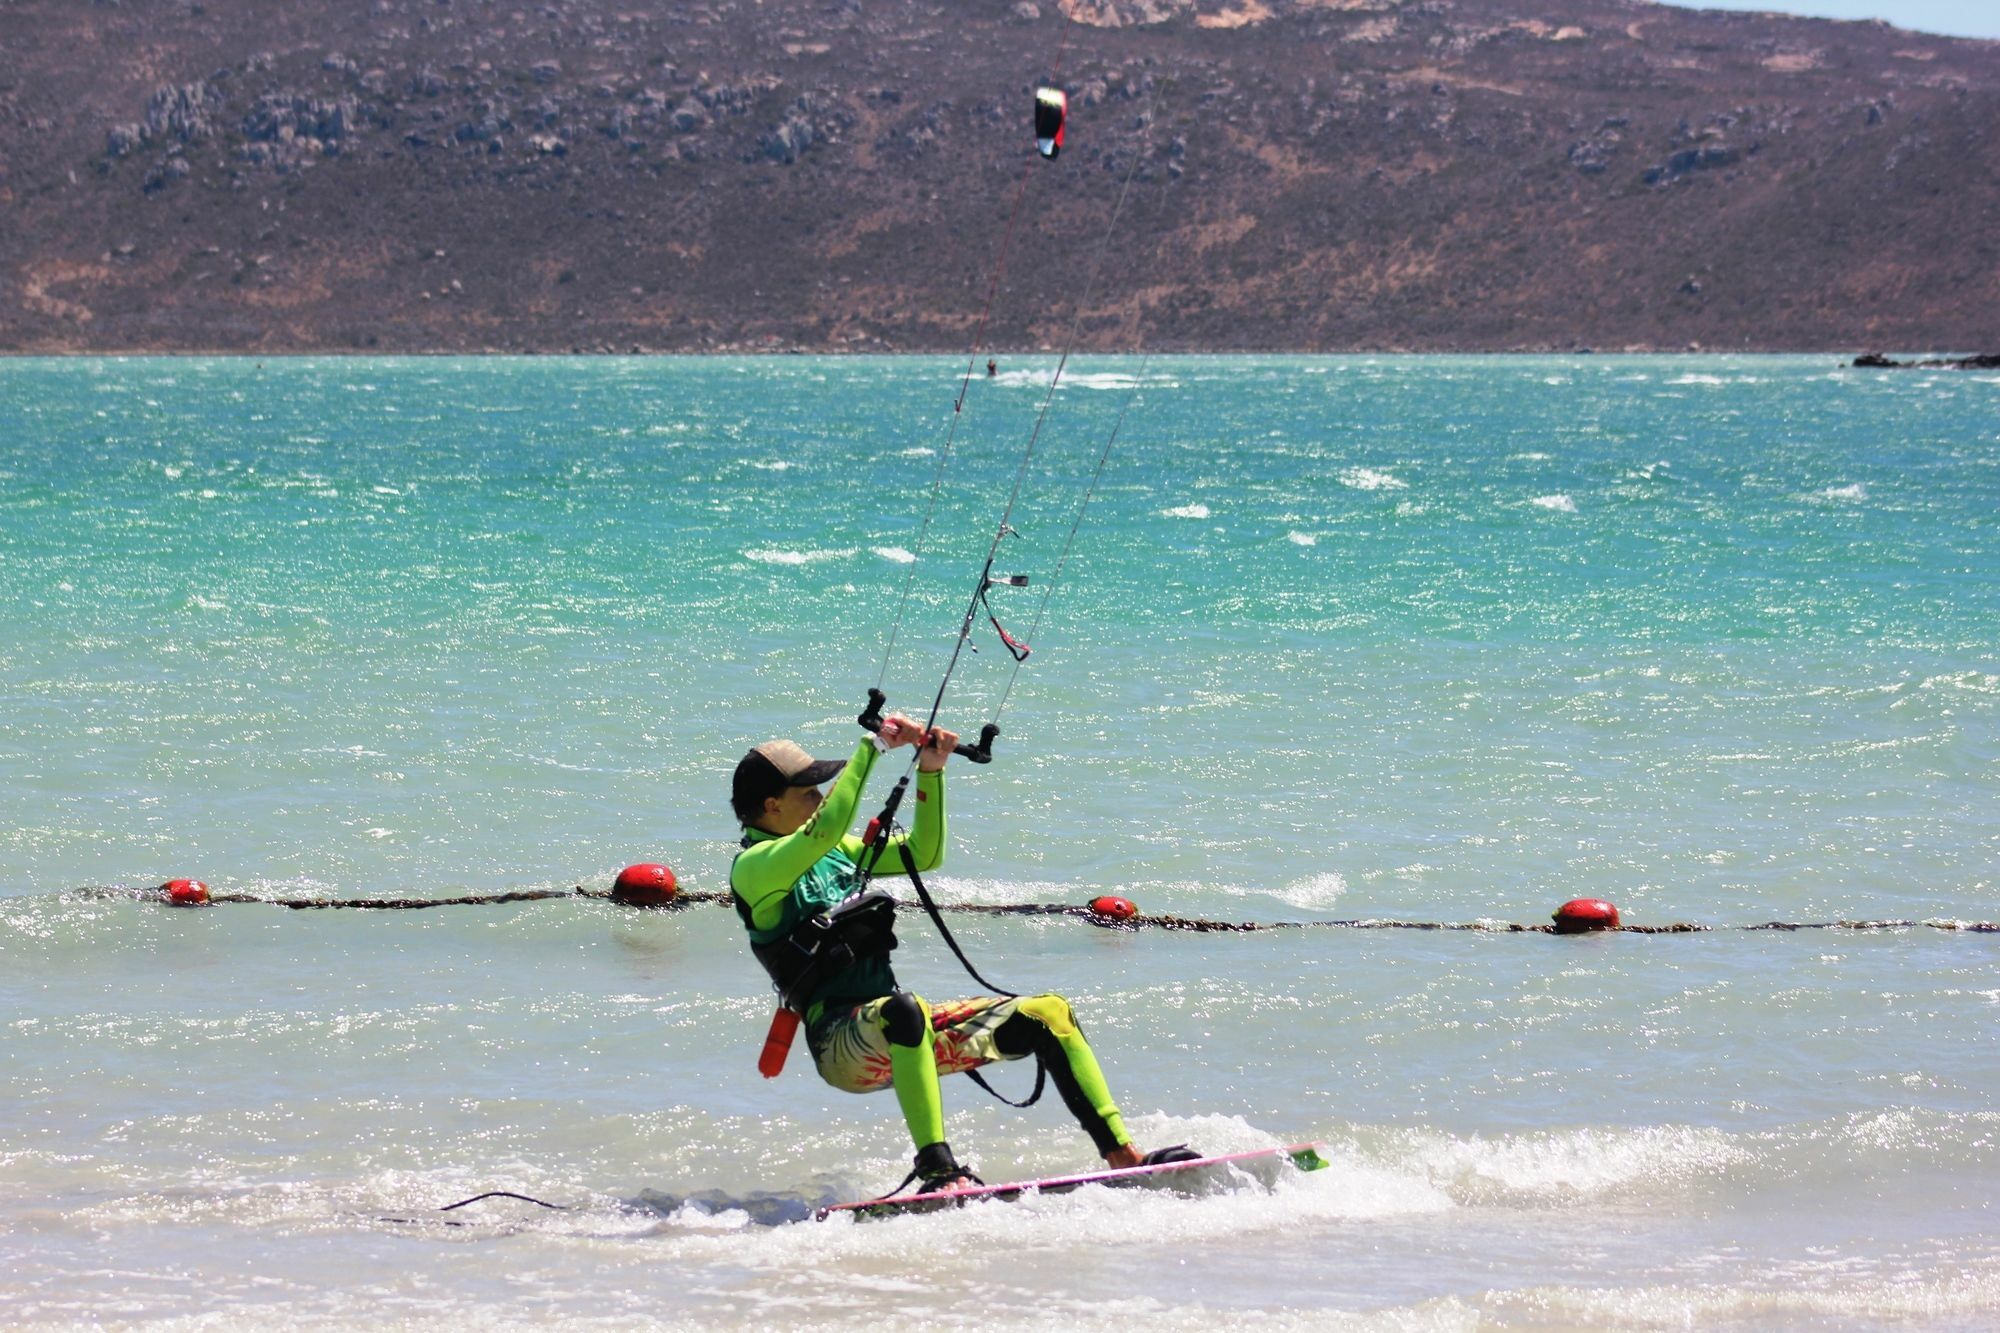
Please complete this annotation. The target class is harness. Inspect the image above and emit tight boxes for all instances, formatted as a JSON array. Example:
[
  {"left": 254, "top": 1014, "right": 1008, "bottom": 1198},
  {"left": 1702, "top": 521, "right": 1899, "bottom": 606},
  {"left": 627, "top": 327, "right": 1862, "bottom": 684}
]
[{"left": 732, "top": 877, "right": 899, "bottom": 1015}]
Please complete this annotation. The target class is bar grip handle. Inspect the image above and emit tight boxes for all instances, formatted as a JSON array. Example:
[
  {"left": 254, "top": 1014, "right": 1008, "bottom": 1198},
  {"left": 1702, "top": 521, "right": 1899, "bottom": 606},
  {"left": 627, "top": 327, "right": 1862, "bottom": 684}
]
[{"left": 858, "top": 689, "right": 997, "bottom": 764}]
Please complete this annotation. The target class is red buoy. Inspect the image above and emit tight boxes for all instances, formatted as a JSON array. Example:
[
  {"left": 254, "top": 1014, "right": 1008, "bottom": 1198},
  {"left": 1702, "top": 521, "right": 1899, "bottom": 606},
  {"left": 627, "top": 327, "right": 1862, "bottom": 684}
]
[
  {"left": 1552, "top": 898, "right": 1620, "bottom": 933},
  {"left": 162, "top": 879, "right": 210, "bottom": 907},
  {"left": 612, "top": 862, "right": 678, "bottom": 907},
  {"left": 1088, "top": 895, "right": 1138, "bottom": 921}
]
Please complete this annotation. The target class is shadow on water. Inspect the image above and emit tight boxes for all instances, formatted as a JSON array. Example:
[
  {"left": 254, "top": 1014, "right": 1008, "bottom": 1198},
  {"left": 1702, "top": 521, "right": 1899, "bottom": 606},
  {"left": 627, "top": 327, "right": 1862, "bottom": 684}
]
[{"left": 631, "top": 1187, "right": 839, "bottom": 1227}]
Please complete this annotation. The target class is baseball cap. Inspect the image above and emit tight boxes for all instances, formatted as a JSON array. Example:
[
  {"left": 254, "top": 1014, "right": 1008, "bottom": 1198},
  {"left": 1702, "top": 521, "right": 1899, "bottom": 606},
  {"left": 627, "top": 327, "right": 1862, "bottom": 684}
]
[{"left": 732, "top": 740, "right": 846, "bottom": 824}]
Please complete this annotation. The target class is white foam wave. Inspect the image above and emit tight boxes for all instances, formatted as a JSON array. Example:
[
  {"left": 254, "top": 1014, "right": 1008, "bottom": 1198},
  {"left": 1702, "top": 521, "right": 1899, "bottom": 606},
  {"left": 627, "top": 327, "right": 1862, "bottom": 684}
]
[
  {"left": 1670, "top": 373, "right": 1728, "bottom": 385},
  {"left": 1202, "top": 872, "right": 1347, "bottom": 911},
  {"left": 743, "top": 547, "right": 855, "bottom": 566},
  {"left": 750, "top": 460, "right": 793, "bottom": 472},
  {"left": 1479, "top": 1263, "right": 2000, "bottom": 1326},
  {"left": 1287, "top": 531, "right": 1318, "bottom": 547},
  {"left": 1531, "top": 494, "right": 1577, "bottom": 512},
  {"left": 916, "top": 875, "right": 1083, "bottom": 907},
  {"left": 1373, "top": 1123, "right": 1750, "bottom": 1206},
  {"left": 1061, "top": 372, "right": 1148, "bottom": 391},
  {"left": 1819, "top": 482, "right": 1867, "bottom": 501},
  {"left": 871, "top": 546, "right": 917, "bottom": 564},
  {"left": 1917, "top": 671, "right": 2000, "bottom": 696},
  {"left": 1162, "top": 503, "right": 1211, "bottom": 519},
  {"left": 991, "top": 370, "right": 1166, "bottom": 392},
  {"left": 1272, "top": 871, "right": 1347, "bottom": 910},
  {"left": 1340, "top": 467, "right": 1408, "bottom": 491},
  {"left": 896, "top": 447, "right": 935, "bottom": 458},
  {"left": 656, "top": 1116, "right": 1451, "bottom": 1272}
]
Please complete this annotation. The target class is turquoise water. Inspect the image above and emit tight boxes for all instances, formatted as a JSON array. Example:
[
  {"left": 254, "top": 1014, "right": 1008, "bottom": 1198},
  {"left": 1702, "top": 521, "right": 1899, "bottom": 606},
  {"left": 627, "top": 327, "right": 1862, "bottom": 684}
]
[{"left": 2, "top": 356, "right": 1997, "bottom": 1328}]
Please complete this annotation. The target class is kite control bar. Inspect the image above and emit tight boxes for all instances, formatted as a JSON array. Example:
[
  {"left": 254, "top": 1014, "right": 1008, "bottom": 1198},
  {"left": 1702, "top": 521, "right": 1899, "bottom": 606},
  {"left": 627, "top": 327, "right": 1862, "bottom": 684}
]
[{"left": 859, "top": 689, "right": 999, "bottom": 765}]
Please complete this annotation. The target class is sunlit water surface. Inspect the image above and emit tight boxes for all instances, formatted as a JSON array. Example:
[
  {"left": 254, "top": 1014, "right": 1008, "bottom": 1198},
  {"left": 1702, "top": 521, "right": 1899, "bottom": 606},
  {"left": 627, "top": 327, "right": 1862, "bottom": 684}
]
[{"left": 2, "top": 356, "right": 1995, "bottom": 1329}]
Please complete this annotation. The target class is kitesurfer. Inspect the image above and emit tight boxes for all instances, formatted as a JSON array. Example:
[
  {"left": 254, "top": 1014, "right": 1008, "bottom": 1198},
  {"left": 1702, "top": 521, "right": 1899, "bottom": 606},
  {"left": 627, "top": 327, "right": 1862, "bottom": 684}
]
[
  {"left": 730, "top": 717, "right": 1163, "bottom": 1191},
  {"left": 986, "top": 357, "right": 998, "bottom": 377}
]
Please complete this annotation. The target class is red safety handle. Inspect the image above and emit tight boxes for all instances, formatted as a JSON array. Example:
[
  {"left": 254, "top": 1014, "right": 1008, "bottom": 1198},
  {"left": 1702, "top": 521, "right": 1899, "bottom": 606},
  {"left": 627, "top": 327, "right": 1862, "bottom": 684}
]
[{"left": 758, "top": 1007, "right": 800, "bottom": 1078}]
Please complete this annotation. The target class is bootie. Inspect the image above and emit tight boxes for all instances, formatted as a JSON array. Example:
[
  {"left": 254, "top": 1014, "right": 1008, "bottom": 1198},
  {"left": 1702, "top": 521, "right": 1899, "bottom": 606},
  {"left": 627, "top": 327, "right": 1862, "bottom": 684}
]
[
  {"left": 1140, "top": 1144, "right": 1204, "bottom": 1166},
  {"left": 913, "top": 1141, "right": 984, "bottom": 1192}
]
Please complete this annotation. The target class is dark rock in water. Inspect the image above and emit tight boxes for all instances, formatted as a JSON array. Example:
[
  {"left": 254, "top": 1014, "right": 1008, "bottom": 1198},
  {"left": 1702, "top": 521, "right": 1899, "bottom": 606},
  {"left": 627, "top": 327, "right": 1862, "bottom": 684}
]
[{"left": 1849, "top": 352, "right": 2000, "bottom": 369}]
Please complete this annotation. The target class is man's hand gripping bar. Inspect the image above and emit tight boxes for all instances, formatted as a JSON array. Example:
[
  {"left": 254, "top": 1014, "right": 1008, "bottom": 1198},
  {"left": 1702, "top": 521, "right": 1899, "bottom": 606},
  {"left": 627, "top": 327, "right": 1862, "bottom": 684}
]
[{"left": 858, "top": 689, "right": 998, "bottom": 764}]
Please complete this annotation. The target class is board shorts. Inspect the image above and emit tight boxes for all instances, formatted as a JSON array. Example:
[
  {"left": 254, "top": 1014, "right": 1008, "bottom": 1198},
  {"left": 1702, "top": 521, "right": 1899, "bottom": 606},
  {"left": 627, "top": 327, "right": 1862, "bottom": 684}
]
[{"left": 807, "top": 994, "right": 1027, "bottom": 1094}]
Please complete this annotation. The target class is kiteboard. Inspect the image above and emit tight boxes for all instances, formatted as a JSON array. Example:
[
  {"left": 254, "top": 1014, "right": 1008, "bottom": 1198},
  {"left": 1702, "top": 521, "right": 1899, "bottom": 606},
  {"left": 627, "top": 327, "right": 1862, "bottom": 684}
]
[{"left": 817, "top": 1142, "right": 1328, "bottom": 1221}]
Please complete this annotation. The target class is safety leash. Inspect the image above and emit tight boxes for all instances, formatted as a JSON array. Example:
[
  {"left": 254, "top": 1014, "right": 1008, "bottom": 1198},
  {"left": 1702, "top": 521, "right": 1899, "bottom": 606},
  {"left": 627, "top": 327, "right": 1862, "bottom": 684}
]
[{"left": 895, "top": 838, "right": 1047, "bottom": 1110}]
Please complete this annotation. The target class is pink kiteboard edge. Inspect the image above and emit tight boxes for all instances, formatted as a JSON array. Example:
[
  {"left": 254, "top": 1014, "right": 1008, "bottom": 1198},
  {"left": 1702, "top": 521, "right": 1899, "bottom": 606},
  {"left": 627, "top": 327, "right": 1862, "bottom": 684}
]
[{"left": 817, "top": 1142, "right": 1329, "bottom": 1221}]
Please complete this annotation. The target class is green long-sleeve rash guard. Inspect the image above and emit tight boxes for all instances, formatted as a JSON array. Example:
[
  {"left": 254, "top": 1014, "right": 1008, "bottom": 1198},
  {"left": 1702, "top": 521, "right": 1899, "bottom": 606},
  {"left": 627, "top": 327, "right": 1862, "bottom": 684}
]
[{"left": 731, "top": 736, "right": 946, "bottom": 941}]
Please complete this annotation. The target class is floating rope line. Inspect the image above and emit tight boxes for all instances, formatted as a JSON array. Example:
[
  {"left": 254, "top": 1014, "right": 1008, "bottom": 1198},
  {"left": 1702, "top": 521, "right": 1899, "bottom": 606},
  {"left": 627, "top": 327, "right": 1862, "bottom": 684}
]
[
  {"left": 232, "top": 889, "right": 587, "bottom": 911},
  {"left": 75, "top": 884, "right": 721, "bottom": 910},
  {"left": 74, "top": 886, "right": 1999, "bottom": 933},
  {"left": 910, "top": 908, "right": 2000, "bottom": 935}
]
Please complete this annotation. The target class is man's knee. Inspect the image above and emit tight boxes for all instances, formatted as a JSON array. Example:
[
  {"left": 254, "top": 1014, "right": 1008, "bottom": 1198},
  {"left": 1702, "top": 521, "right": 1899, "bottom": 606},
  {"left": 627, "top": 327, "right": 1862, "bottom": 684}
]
[
  {"left": 1016, "top": 992, "right": 1078, "bottom": 1038},
  {"left": 878, "top": 991, "right": 931, "bottom": 1047},
  {"left": 996, "top": 993, "right": 1080, "bottom": 1058}
]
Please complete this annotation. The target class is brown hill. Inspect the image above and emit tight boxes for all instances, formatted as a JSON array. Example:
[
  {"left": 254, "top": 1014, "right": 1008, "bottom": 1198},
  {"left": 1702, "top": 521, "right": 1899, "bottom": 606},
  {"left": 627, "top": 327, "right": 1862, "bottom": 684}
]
[{"left": 1, "top": 0, "right": 1995, "bottom": 353}]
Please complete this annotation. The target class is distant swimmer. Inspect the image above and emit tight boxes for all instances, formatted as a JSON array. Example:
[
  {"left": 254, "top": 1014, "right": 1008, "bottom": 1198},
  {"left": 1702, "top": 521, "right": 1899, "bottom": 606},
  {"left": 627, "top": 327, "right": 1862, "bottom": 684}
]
[
  {"left": 986, "top": 357, "right": 998, "bottom": 377},
  {"left": 729, "top": 718, "right": 1184, "bottom": 1194}
]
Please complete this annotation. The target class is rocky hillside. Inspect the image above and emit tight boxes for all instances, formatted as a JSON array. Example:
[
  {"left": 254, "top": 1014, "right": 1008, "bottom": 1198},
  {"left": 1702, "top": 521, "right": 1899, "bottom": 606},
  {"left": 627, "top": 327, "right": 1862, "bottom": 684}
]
[{"left": 1, "top": 0, "right": 1996, "bottom": 352}]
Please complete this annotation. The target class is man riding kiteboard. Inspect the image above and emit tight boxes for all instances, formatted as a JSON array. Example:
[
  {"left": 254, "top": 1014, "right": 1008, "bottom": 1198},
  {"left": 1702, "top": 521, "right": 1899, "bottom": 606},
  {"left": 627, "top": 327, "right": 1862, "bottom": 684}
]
[{"left": 730, "top": 714, "right": 1188, "bottom": 1194}]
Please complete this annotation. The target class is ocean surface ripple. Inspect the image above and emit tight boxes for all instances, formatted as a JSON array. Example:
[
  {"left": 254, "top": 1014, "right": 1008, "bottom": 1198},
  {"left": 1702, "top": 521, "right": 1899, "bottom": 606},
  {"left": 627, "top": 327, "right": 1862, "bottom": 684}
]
[{"left": 1, "top": 355, "right": 1995, "bottom": 1328}]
